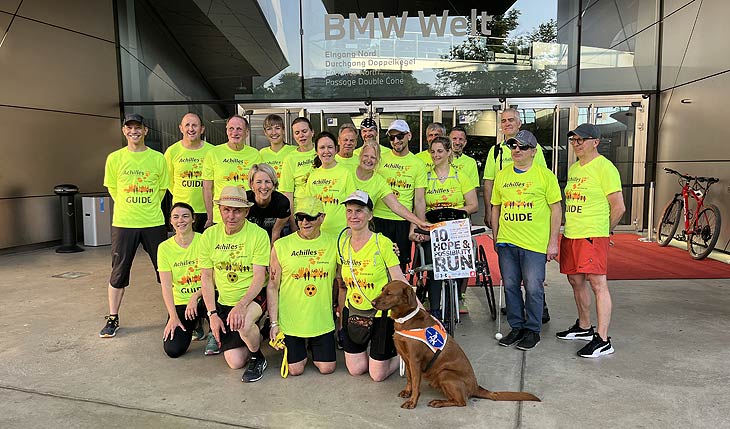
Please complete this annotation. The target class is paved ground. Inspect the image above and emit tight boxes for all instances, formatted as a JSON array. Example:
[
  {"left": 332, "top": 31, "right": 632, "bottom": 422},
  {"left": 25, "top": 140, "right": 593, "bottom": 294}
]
[{"left": 1, "top": 240, "right": 729, "bottom": 428}]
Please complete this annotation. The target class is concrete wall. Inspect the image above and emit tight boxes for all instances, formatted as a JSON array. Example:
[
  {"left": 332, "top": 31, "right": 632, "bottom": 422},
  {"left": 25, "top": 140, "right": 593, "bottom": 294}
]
[
  {"left": 0, "top": 0, "right": 120, "bottom": 249},
  {"left": 656, "top": 0, "right": 730, "bottom": 253}
]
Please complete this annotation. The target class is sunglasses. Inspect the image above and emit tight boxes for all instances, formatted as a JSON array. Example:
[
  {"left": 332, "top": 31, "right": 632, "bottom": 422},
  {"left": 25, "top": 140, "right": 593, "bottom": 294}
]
[
  {"left": 295, "top": 213, "right": 320, "bottom": 222},
  {"left": 507, "top": 142, "right": 533, "bottom": 151},
  {"left": 388, "top": 132, "right": 407, "bottom": 141}
]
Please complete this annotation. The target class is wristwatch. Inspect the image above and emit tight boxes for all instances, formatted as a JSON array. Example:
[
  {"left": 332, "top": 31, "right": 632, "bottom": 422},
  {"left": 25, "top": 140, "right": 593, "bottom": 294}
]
[{"left": 207, "top": 309, "right": 218, "bottom": 317}]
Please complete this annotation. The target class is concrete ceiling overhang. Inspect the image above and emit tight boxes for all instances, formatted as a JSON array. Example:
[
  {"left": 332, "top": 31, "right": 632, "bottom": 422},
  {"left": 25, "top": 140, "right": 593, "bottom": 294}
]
[{"left": 148, "top": 0, "right": 289, "bottom": 97}]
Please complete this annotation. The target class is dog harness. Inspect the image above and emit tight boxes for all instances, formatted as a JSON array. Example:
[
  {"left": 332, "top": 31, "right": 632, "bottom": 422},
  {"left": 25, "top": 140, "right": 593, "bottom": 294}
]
[{"left": 395, "top": 317, "right": 448, "bottom": 372}]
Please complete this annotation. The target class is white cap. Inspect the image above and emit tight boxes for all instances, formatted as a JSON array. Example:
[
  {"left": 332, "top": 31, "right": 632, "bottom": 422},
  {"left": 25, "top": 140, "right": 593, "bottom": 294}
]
[{"left": 387, "top": 120, "right": 410, "bottom": 133}]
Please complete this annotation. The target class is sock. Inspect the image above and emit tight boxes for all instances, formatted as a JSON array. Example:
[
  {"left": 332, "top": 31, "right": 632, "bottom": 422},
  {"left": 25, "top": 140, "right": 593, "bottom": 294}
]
[{"left": 251, "top": 349, "right": 264, "bottom": 359}]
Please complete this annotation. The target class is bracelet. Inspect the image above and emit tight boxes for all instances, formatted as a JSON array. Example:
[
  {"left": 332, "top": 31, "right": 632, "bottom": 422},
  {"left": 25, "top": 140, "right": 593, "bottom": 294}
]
[{"left": 270, "top": 321, "right": 279, "bottom": 327}]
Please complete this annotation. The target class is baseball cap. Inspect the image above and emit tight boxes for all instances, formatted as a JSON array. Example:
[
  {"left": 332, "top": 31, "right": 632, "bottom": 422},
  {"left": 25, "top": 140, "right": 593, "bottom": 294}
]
[
  {"left": 360, "top": 117, "right": 377, "bottom": 129},
  {"left": 214, "top": 186, "right": 253, "bottom": 207},
  {"left": 341, "top": 190, "right": 373, "bottom": 210},
  {"left": 387, "top": 119, "right": 410, "bottom": 133},
  {"left": 295, "top": 196, "right": 324, "bottom": 217},
  {"left": 123, "top": 113, "right": 146, "bottom": 127},
  {"left": 506, "top": 130, "right": 538, "bottom": 148},
  {"left": 567, "top": 123, "right": 601, "bottom": 139}
]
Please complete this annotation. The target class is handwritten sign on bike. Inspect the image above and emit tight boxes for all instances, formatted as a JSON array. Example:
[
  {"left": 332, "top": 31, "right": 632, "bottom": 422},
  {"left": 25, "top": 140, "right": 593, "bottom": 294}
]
[{"left": 429, "top": 219, "right": 476, "bottom": 280}]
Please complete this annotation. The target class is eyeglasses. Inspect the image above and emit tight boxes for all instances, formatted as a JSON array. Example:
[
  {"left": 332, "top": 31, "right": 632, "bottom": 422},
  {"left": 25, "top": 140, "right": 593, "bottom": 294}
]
[
  {"left": 506, "top": 142, "right": 533, "bottom": 151},
  {"left": 295, "top": 213, "right": 320, "bottom": 222},
  {"left": 568, "top": 137, "right": 594, "bottom": 145},
  {"left": 388, "top": 132, "right": 407, "bottom": 141}
]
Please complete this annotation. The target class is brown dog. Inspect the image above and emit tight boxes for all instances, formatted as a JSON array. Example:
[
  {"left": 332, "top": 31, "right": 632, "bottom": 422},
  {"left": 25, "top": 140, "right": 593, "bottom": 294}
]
[{"left": 371, "top": 280, "right": 540, "bottom": 408}]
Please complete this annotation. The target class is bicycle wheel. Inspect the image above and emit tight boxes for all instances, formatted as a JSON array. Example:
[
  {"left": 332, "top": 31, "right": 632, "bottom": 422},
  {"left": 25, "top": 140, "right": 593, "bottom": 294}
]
[
  {"left": 657, "top": 197, "right": 682, "bottom": 247},
  {"left": 443, "top": 280, "right": 456, "bottom": 336},
  {"left": 477, "top": 245, "right": 497, "bottom": 320},
  {"left": 688, "top": 204, "right": 721, "bottom": 260}
]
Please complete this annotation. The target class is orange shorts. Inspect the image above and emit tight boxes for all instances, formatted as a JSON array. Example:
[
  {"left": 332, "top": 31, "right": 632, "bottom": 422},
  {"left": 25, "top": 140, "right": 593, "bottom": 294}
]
[{"left": 559, "top": 237, "right": 610, "bottom": 275}]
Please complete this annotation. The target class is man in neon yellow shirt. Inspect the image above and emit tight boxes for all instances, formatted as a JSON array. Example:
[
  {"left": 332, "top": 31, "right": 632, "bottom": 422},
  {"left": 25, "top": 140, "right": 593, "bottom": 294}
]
[
  {"left": 280, "top": 117, "right": 316, "bottom": 231},
  {"left": 482, "top": 109, "right": 547, "bottom": 227},
  {"left": 557, "top": 123, "right": 625, "bottom": 358},
  {"left": 335, "top": 123, "right": 359, "bottom": 169},
  {"left": 268, "top": 197, "right": 339, "bottom": 376},
  {"left": 491, "top": 130, "right": 561, "bottom": 351},
  {"left": 258, "top": 114, "right": 295, "bottom": 180},
  {"left": 449, "top": 126, "right": 480, "bottom": 190},
  {"left": 200, "top": 186, "right": 271, "bottom": 382},
  {"left": 202, "top": 115, "right": 262, "bottom": 227},
  {"left": 164, "top": 113, "right": 213, "bottom": 232},
  {"left": 375, "top": 120, "right": 427, "bottom": 269},
  {"left": 415, "top": 122, "right": 446, "bottom": 169},
  {"left": 99, "top": 114, "right": 169, "bottom": 338},
  {"left": 483, "top": 109, "right": 551, "bottom": 323}
]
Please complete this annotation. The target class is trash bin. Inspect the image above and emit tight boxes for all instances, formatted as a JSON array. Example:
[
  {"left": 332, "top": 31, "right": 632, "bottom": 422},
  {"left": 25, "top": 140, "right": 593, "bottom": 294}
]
[
  {"left": 54, "top": 184, "right": 84, "bottom": 253},
  {"left": 82, "top": 195, "right": 112, "bottom": 246}
]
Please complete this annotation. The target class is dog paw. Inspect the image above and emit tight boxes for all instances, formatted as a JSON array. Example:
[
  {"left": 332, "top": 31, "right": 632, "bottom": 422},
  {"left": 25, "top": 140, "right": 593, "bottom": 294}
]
[
  {"left": 401, "top": 399, "right": 417, "bottom": 409},
  {"left": 398, "top": 389, "right": 412, "bottom": 398},
  {"left": 428, "top": 400, "right": 446, "bottom": 408}
]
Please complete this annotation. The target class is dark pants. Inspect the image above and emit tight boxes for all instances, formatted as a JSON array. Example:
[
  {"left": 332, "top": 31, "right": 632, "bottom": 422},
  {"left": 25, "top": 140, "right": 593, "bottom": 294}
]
[{"left": 163, "top": 299, "right": 208, "bottom": 358}]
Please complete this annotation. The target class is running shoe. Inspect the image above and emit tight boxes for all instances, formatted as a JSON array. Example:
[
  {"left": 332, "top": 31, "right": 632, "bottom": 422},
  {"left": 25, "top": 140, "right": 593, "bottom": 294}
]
[
  {"left": 242, "top": 355, "right": 267, "bottom": 382},
  {"left": 204, "top": 333, "right": 221, "bottom": 355},
  {"left": 555, "top": 319, "right": 594, "bottom": 341},
  {"left": 577, "top": 334, "right": 615, "bottom": 358},
  {"left": 99, "top": 315, "right": 119, "bottom": 338}
]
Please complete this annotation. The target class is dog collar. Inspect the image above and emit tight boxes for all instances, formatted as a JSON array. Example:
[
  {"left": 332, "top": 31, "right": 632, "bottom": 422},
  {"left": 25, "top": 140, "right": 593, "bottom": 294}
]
[{"left": 394, "top": 308, "right": 420, "bottom": 324}]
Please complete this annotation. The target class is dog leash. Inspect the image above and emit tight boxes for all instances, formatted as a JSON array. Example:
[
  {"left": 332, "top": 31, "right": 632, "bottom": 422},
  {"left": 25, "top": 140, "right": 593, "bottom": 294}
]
[{"left": 268, "top": 331, "right": 289, "bottom": 378}]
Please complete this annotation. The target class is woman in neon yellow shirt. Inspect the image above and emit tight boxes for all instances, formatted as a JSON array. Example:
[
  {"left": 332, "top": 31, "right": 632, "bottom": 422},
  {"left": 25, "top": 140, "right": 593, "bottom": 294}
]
[
  {"left": 354, "top": 141, "right": 429, "bottom": 230},
  {"left": 338, "top": 190, "right": 408, "bottom": 382},
  {"left": 157, "top": 202, "right": 208, "bottom": 358},
  {"left": 305, "top": 131, "right": 356, "bottom": 236},
  {"left": 412, "top": 136, "right": 479, "bottom": 318}
]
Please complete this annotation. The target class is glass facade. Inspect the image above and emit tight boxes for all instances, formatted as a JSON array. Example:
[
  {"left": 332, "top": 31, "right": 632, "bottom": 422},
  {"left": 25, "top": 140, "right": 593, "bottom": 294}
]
[{"left": 116, "top": 0, "right": 660, "bottom": 106}]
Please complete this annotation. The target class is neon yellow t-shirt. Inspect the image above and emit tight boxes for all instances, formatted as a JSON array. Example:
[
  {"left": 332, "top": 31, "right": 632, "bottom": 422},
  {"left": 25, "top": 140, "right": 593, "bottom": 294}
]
[
  {"left": 424, "top": 167, "right": 473, "bottom": 211},
  {"left": 374, "top": 151, "right": 427, "bottom": 220},
  {"left": 202, "top": 144, "right": 262, "bottom": 224},
  {"left": 164, "top": 141, "right": 213, "bottom": 213},
  {"left": 305, "top": 164, "right": 355, "bottom": 236},
  {"left": 198, "top": 221, "right": 270, "bottom": 306},
  {"left": 564, "top": 155, "right": 622, "bottom": 239},
  {"left": 483, "top": 142, "right": 547, "bottom": 180},
  {"left": 104, "top": 147, "right": 169, "bottom": 228},
  {"left": 259, "top": 145, "right": 295, "bottom": 180},
  {"left": 157, "top": 233, "right": 203, "bottom": 305},
  {"left": 416, "top": 150, "right": 433, "bottom": 171},
  {"left": 354, "top": 172, "right": 392, "bottom": 207},
  {"left": 453, "top": 153, "right": 480, "bottom": 189},
  {"left": 338, "top": 232, "right": 400, "bottom": 315},
  {"left": 279, "top": 148, "right": 315, "bottom": 207},
  {"left": 273, "top": 232, "right": 338, "bottom": 337},
  {"left": 335, "top": 154, "right": 359, "bottom": 170},
  {"left": 491, "top": 166, "right": 561, "bottom": 253}
]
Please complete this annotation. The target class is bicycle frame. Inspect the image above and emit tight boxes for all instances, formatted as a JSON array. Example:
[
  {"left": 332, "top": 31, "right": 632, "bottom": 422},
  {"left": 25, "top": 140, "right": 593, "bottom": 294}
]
[{"left": 679, "top": 182, "right": 706, "bottom": 235}]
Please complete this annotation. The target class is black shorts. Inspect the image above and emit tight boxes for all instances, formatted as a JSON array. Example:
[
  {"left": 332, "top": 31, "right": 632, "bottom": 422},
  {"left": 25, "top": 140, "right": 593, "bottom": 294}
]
[
  {"left": 215, "top": 287, "right": 266, "bottom": 352},
  {"left": 341, "top": 307, "right": 396, "bottom": 361},
  {"left": 284, "top": 330, "right": 337, "bottom": 364},
  {"left": 373, "top": 217, "right": 412, "bottom": 267},
  {"left": 109, "top": 225, "right": 167, "bottom": 288},
  {"left": 162, "top": 300, "right": 207, "bottom": 358}
]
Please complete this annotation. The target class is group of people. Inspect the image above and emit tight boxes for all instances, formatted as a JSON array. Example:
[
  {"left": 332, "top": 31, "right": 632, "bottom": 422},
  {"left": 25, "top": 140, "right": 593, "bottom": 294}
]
[{"left": 99, "top": 108, "right": 624, "bottom": 384}]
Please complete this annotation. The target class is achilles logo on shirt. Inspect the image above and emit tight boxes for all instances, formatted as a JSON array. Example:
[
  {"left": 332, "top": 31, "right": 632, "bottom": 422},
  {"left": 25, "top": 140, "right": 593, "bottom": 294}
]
[
  {"left": 426, "top": 188, "right": 451, "bottom": 195},
  {"left": 173, "top": 259, "right": 197, "bottom": 267},
  {"left": 297, "top": 159, "right": 313, "bottom": 168},
  {"left": 122, "top": 169, "right": 147, "bottom": 176},
  {"left": 291, "top": 249, "right": 318, "bottom": 257},
  {"left": 502, "top": 181, "right": 530, "bottom": 189},
  {"left": 215, "top": 243, "right": 239, "bottom": 250},
  {"left": 178, "top": 157, "right": 201, "bottom": 163},
  {"left": 222, "top": 158, "right": 248, "bottom": 164},
  {"left": 312, "top": 178, "right": 336, "bottom": 186},
  {"left": 383, "top": 163, "right": 404, "bottom": 170}
]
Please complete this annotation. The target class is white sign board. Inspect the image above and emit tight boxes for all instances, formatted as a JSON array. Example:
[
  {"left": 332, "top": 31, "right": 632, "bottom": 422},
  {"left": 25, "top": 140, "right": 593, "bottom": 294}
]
[{"left": 429, "top": 219, "right": 475, "bottom": 280}]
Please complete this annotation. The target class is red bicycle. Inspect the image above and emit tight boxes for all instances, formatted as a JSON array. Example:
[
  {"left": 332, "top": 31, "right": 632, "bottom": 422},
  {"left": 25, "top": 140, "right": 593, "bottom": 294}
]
[{"left": 657, "top": 168, "right": 721, "bottom": 260}]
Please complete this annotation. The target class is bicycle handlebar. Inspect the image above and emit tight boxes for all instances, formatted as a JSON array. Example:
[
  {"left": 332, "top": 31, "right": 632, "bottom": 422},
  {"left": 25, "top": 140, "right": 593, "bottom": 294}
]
[
  {"left": 663, "top": 167, "right": 719, "bottom": 184},
  {"left": 414, "top": 227, "right": 487, "bottom": 236}
]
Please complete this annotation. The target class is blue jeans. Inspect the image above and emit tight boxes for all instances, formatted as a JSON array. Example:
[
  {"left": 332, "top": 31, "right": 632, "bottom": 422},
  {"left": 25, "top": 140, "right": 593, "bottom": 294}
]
[{"left": 496, "top": 245, "right": 546, "bottom": 333}]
